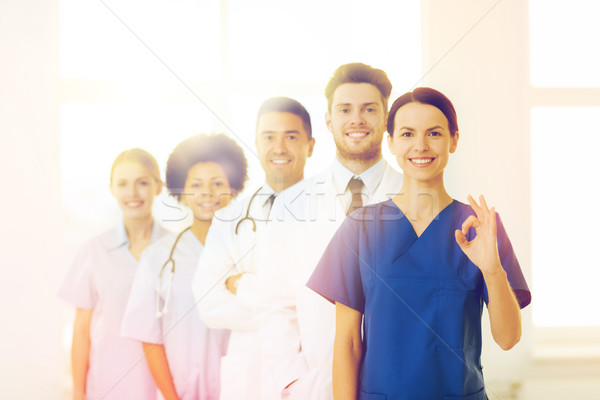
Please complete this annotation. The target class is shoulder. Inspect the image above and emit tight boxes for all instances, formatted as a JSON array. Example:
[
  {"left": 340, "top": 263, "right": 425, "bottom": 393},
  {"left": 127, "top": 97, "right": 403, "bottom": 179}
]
[
  {"left": 452, "top": 199, "right": 503, "bottom": 222},
  {"left": 142, "top": 231, "right": 179, "bottom": 257},
  {"left": 303, "top": 167, "right": 334, "bottom": 195},
  {"left": 79, "top": 226, "right": 121, "bottom": 254},
  {"left": 381, "top": 162, "right": 403, "bottom": 185},
  {"left": 213, "top": 190, "right": 256, "bottom": 221},
  {"left": 154, "top": 223, "right": 171, "bottom": 240}
]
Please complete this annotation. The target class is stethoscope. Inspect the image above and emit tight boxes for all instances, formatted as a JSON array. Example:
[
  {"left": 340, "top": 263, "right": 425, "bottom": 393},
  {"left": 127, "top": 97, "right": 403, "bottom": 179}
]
[
  {"left": 234, "top": 186, "right": 266, "bottom": 234},
  {"left": 155, "top": 226, "right": 191, "bottom": 318}
]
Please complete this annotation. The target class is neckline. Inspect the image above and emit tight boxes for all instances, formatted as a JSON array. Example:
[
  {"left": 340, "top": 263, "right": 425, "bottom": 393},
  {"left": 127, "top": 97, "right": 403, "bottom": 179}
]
[{"left": 386, "top": 198, "right": 456, "bottom": 239}]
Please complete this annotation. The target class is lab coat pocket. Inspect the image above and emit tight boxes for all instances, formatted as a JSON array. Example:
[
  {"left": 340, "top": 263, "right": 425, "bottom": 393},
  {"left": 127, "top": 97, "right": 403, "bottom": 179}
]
[
  {"left": 219, "top": 353, "right": 251, "bottom": 400},
  {"left": 358, "top": 390, "right": 387, "bottom": 400},
  {"left": 435, "top": 289, "right": 480, "bottom": 349},
  {"left": 442, "top": 386, "right": 487, "bottom": 399}
]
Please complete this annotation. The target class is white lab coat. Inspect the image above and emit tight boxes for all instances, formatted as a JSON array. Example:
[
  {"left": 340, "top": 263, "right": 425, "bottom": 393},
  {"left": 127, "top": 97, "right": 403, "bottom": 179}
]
[
  {"left": 283, "top": 159, "right": 403, "bottom": 400},
  {"left": 192, "top": 182, "right": 310, "bottom": 400}
]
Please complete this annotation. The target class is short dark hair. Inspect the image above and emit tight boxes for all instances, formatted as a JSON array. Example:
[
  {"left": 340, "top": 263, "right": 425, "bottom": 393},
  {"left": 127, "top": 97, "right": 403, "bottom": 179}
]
[
  {"left": 387, "top": 87, "right": 459, "bottom": 137},
  {"left": 256, "top": 97, "right": 312, "bottom": 139},
  {"left": 325, "top": 63, "right": 392, "bottom": 112},
  {"left": 165, "top": 133, "right": 248, "bottom": 200}
]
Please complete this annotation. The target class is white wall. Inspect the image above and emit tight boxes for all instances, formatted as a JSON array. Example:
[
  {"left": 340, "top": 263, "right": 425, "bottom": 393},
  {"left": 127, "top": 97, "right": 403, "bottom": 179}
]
[
  {"left": 0, "top": 0, "right": 68, "bottom": 398},
  {"left": 421, "top": 0, "right": 532, "bottom": 397}
]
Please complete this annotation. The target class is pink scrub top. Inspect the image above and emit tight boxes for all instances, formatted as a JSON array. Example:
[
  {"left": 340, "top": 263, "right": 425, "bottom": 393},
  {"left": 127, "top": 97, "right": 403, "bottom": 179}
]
[
  {"left": 59, "top": 222, "right": 168, "bottom": 400},
  {"left": 121, "top": 229, "right": 229, "bottom": 400}
]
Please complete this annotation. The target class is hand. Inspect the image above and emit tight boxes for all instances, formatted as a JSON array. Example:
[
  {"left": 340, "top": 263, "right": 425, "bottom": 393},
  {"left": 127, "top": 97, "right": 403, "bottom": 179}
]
[
  {"left": 455, "top": 195, "right": 503, "bottom": 276},
  {"left": 225, "top": 273, "right": 244, "bottom": 294}
]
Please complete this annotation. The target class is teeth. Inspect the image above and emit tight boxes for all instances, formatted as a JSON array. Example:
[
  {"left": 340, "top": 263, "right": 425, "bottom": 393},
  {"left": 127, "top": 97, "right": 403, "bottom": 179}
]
[
  {"left": 347, "top": 132, "right": 366, "bottom": 137},
  {"left": 411, "top": 158, "right": 433, "bottom": 164},
  {"left": 271, "top": 160, "right": 289, "bottom": 164}
]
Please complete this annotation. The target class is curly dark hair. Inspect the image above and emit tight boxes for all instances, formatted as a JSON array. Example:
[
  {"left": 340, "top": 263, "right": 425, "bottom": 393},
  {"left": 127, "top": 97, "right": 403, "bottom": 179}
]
[{"left": 165, "top": 133, "right": 248, "bottom": 200}]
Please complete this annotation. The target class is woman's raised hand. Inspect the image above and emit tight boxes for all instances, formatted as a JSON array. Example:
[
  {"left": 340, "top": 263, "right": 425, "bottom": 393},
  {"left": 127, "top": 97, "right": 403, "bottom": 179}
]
[{"left": 455, "top": 195, "right": 503, "bottom": 276}]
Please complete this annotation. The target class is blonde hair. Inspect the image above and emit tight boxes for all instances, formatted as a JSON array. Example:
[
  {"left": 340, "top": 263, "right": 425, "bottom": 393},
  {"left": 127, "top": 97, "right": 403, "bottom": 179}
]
[{"left": 110, "top": 148, "right": 161, "bottom": 184}]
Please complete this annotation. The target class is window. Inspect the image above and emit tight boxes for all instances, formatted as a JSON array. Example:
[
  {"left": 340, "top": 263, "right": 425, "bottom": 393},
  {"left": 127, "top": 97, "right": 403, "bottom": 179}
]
[
  {"left": 530, "top": 0, "right": 600, "bottom": 333},
  {"left": 59, "top": 0, "right": 421, "bottom": 233}
]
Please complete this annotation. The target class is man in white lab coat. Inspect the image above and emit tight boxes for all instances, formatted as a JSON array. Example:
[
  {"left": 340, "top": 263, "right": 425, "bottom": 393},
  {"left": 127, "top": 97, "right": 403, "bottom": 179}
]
[
  {"left": 192, "top": 97, "right": 315, "bottom": 400},
  {"left": 284, "top": 62, "right": 404, "bottom": 399}
]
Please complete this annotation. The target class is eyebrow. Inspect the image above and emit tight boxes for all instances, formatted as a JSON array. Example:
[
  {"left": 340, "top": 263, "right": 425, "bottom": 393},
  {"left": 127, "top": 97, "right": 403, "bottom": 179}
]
[
  {"left": 260, "top": 130, "right": 301, "bottom": 135},
  {"left": 398, "top": 125, "right": 446, "bottom": 131},
  {"left": 116, "top": 176, "right": 152, "bottom": 181},
  {"left": 335, "top": 102, "right": 381, "bottom": 108},
  {"left": 426, "top": 125, "right": 445, "bottom": 131},
  {"left": 189, "top": 177, "right": 225, "bottom": 181}
]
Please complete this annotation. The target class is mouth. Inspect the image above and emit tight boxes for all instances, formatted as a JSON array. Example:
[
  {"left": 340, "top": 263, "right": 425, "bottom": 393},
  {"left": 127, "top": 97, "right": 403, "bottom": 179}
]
[
  {"left": 269, "top": 159, "right": 291, "bottom": 165},
  {"left": 409, "top": 157, "right": 435, "bottom": 167},
  {"left": 197, "top": 201, "right": 221, "bottom": 212},
  {"left": 124, "top": 200, "right": 143, "bottom": 208},
  {"left": 345, "top": 130, "right": 369, "bottom": 139}
]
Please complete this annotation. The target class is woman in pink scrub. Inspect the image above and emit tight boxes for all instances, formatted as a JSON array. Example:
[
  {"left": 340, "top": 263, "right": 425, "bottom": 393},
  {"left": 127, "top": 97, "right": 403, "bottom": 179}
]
[{"left": 59, "top": 148, "right": 168, "bottom": 400}]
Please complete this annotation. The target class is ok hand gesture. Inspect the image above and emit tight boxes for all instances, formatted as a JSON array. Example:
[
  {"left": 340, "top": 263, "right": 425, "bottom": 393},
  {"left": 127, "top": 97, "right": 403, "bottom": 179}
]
[{"left": 455, "top": 195, "right": 503, "bottom": 276}]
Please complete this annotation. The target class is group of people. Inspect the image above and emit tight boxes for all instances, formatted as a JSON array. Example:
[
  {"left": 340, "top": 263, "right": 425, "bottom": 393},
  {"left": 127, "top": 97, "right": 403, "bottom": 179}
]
[{"left": 59, "top": 62, "right": 531, "bottom": 400}]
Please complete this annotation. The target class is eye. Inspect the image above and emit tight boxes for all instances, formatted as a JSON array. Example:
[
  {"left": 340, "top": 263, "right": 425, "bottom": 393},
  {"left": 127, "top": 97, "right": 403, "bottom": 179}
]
[
  {"left": 399, "top": 131, "right": 413, "bottom": 137},
  {"left": 287, "top": 135, "right": 298, "bottom": 141},
  {"left": 213, "top": 181, "right": 224, "bottom": 187},
  {"left": 365, "top": 107, "right": 376, "bottom": 113},
  {"left": 139, "top": 180, "right": 149, "bottom": 186},
  {"left": 429, "top": 131, "right": 442, "bottom": 137},
  {"left": 338, "top": 108, "right": 349, "bottom": 114},
  {"left": 190, "top": 183, "right": 201, "bottom": 188}
]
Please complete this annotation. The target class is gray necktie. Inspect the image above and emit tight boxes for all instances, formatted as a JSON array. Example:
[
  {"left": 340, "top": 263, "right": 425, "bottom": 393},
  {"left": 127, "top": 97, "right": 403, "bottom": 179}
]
[
  {"left": 265, "top": 194, "right": 276, "bottom": 222},
  {"left": 346, "top": 177, "right": 364, "bottom": 215}
]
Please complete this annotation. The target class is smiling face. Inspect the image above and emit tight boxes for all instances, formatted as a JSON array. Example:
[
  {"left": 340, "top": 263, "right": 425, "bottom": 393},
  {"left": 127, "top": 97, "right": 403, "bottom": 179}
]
[
  {"left": 326, "top": 82, "right": 387, "bottom": 166},
  {"left": 110, "top": 161, "right": 162, "bottom": 220},
  {"left": 256, "top": 111, "right": 315, "bottom": 191},
  {"left": 388, "top": 102, "right": 458, "bottom": 186},
  {"left": 181, "top": 161, "right": 234, "bottom": 221}
]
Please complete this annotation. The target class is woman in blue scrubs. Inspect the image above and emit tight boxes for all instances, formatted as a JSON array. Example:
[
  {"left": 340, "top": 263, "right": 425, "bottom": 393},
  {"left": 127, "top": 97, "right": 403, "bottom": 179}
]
[{"left": 307, "top": 88, "right": 531, "bottom": 400}]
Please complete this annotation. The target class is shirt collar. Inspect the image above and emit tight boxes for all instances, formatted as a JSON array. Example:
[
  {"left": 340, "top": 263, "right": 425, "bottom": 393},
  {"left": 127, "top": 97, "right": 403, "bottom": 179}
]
[
  {"left": 262, "top": 180, "right": 307, "bottom": 206},
  {"left": 105, "top": 220, "right": 162, "bottom": 251},
  {"left": 332, "top": 157, "right": 387, "bottom": 195}
]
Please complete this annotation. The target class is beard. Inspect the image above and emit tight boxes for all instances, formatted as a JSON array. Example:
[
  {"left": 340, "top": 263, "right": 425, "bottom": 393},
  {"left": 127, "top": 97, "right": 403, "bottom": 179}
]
[{"left": 334, "top": 135, "right": 382, "bottom": 163}]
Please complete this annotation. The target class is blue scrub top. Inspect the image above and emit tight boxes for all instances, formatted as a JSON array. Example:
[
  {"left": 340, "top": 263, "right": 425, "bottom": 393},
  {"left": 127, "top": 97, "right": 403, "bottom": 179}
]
[{"left": 307, "top": 200, "right": 531, "bottom": 400}]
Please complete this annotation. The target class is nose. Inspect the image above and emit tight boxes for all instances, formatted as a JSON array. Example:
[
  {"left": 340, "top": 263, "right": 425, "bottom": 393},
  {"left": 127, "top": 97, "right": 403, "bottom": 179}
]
[
  {"left": 271, "top": 135, "right": 288, "bottom": 154},
  {"left": 127, "top": 183, "right": 138, "bottom": 197},
  {"left": 198, "top": 182, "right": 214, "bottom": 198},
  {"left": 349, "top": 109, "right": 366, "bottom": 126},
  {"left": 414, "top": 135, "right": 429, "bottom": 151}
]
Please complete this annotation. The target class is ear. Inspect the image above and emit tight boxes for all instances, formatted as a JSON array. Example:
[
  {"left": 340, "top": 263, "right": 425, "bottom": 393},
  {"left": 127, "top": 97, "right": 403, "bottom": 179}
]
[
  {"left": 325, "top": 111, "right": 333, "bottom": 133},
  {"left": 387, "top": 134, "right": 395, "bottom": 155},
  {"left": 383, "top": 112, "right": 389, "bottom": 132},
  {"left": 307, "top": 137, "right": 316, "bottom": 157},
  {"left": 450, "top": 131, "right": 459, "bottom": 153}
]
